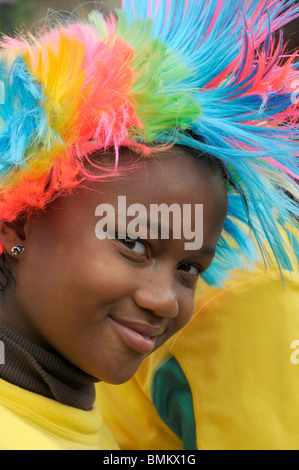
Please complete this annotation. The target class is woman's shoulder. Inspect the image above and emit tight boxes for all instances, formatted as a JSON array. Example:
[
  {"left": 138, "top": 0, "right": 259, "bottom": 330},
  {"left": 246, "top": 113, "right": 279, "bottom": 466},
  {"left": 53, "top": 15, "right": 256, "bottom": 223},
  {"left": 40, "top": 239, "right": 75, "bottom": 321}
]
[
  {"left": 0, "top": 378, "right": 118, "bottom": 450},
  {"left": 0, "top": 398, "right": 62, "bottom": 450}
]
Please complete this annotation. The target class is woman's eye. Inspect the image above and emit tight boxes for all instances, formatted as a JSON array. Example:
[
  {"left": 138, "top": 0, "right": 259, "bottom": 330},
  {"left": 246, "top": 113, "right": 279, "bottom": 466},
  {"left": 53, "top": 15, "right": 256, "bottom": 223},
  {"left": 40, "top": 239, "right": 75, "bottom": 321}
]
[
  {"left": 178, "top": 264, "right": 202, "bottom": 278},
  {"left": 120, "top": 237, "right": 147, "bottom": 256}
]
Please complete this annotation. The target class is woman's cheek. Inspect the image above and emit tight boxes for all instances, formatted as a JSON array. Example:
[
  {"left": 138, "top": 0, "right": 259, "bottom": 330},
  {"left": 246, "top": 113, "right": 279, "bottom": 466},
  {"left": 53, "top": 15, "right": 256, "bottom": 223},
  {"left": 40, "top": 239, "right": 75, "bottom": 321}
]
[{"left": 175, "top": 291, "right": 195, "bottom": 333}]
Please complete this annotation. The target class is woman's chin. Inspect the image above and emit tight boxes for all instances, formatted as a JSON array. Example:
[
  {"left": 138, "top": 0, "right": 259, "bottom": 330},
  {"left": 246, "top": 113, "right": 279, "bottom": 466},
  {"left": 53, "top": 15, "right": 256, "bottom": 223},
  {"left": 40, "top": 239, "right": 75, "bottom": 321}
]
[{"left": 82, "top": 359, "right": 145, "bottom": 385}]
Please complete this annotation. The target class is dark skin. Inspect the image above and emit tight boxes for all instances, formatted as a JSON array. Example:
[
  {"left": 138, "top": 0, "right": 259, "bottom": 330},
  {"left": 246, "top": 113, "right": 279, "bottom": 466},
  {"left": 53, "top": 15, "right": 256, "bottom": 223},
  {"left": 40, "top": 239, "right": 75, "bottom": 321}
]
[{"left": 0, "top": 148, "right": 228, "bottom": 384}]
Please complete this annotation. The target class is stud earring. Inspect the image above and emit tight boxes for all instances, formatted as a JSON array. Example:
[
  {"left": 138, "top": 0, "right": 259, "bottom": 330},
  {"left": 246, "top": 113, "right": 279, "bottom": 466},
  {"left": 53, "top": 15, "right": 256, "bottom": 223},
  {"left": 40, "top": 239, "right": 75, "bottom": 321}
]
[{"left": 10, "top": 244, "right": 25, "bottom": 256}]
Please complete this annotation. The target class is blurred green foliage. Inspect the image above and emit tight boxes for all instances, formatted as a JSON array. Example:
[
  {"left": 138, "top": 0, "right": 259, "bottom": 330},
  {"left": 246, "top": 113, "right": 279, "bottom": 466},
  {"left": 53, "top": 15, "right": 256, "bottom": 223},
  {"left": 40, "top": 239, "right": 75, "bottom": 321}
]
[
  {"left": 0, "top": 0, "right": 121, "bottom": 36},
  {"left": 0, "top": 0, "right": 34, "bottom": 35}
]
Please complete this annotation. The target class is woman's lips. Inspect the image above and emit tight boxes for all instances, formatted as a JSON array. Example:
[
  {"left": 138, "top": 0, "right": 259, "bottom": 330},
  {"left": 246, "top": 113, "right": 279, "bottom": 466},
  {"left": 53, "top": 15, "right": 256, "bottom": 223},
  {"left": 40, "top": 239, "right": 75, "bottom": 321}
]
[{"left": 108, "top": 316, "right": 163, "bottom": 354}]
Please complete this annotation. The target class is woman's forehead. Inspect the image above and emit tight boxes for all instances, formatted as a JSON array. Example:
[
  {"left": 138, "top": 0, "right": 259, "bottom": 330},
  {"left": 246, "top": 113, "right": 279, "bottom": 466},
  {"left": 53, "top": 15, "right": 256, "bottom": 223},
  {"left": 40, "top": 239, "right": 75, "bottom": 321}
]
[
  {"left": 37, "top": 151, "right": 227, "bottom": 256},
  {"left": 76, "top": 151, "right": 225, "bottom": 209},
  {"left": 91, "top": 146, "right": 225, "bottom": 186}
]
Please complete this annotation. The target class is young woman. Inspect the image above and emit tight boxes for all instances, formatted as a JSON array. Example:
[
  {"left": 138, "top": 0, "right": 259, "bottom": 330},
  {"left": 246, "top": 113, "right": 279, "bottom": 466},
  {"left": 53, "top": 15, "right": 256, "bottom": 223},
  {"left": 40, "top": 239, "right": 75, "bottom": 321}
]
[{"left": 0, "top": 0, "right": 297, "bottom": 450}]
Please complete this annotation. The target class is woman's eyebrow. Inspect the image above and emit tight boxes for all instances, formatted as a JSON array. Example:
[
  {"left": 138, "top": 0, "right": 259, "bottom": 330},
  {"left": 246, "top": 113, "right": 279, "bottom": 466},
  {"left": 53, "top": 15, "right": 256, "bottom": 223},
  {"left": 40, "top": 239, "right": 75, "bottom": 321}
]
[
  {"left": 116, "top": 214, "right": 214, "bottom": 254},
  {"left": 116, "top": 213, "right": 176, "bottom": 238},
  {"left": 184, "top": 245, "right": 216, "bottom": 257},
  {"left": 198, "top": 247, "right": 216, "bottom": 257}
]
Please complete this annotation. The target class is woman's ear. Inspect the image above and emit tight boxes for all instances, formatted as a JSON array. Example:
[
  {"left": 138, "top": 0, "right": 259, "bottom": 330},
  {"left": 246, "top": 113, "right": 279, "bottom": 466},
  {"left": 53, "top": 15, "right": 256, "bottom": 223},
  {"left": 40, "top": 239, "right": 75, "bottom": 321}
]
[{"left": 0, "top": 218, "right": 28, "bottom": 256}]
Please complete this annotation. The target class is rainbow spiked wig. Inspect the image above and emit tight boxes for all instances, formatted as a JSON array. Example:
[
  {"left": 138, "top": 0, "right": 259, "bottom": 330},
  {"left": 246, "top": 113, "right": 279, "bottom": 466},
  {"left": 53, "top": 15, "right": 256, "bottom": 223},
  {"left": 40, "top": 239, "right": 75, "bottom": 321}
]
[{"left": 0, "top": 0, "right": 298, "bottom": 285}]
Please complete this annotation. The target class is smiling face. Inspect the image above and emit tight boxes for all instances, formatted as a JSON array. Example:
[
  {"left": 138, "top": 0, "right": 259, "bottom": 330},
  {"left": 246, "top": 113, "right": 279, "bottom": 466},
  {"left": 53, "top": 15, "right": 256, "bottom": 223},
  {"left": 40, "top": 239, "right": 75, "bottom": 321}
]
[{"left": 0, "top": 148, "right": 228, "bottom": 384}]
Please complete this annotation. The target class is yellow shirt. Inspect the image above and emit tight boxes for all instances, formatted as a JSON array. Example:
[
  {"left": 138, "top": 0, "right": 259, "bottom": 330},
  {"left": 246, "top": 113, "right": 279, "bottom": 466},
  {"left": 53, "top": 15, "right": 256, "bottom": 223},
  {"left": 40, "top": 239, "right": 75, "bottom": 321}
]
[
  {"left": 0, "top": 378, "right": 119, "bottom": 450},
  {"left": 96, "top": 263, "right": 299, "bottom": 450}
]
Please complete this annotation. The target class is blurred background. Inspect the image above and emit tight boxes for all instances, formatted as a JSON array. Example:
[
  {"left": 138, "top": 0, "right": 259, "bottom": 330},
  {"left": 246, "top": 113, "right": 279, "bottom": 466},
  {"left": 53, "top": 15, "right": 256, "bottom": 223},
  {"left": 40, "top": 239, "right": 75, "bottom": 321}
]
[
  {"left": 0, "top": 0, "right": 121, "bottom": 35},
  {"left": 0, "top": 0, "right": 297, "bottom": 49}
]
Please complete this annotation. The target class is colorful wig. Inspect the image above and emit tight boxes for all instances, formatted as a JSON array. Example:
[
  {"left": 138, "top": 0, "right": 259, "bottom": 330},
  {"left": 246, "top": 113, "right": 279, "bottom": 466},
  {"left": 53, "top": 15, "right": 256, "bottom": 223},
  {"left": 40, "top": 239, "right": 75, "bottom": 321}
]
[{"left": 0, "top": 0, "right": 298, "bottom": 285}]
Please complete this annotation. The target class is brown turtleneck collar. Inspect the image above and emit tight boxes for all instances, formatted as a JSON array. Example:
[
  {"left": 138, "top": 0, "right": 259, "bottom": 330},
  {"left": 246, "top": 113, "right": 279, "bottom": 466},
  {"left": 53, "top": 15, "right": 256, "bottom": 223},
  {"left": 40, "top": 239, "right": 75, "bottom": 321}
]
[{"left": 0, "top": 321, "right": 98, "bottom": 411}]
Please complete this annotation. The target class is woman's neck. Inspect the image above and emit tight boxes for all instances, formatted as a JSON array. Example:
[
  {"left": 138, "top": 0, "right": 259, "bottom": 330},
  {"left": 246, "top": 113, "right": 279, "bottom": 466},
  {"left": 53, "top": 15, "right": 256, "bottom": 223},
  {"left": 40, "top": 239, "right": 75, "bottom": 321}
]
[{"left": 0, "top": 320, "right": 98, "bottom": 410}]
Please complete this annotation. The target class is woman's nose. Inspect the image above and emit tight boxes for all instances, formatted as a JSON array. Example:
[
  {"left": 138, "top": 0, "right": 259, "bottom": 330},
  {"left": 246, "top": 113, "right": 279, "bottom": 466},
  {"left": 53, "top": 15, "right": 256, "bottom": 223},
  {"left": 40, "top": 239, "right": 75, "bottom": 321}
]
[{"left": 133, "top": 277, "right": 179, "bottom": 319}]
